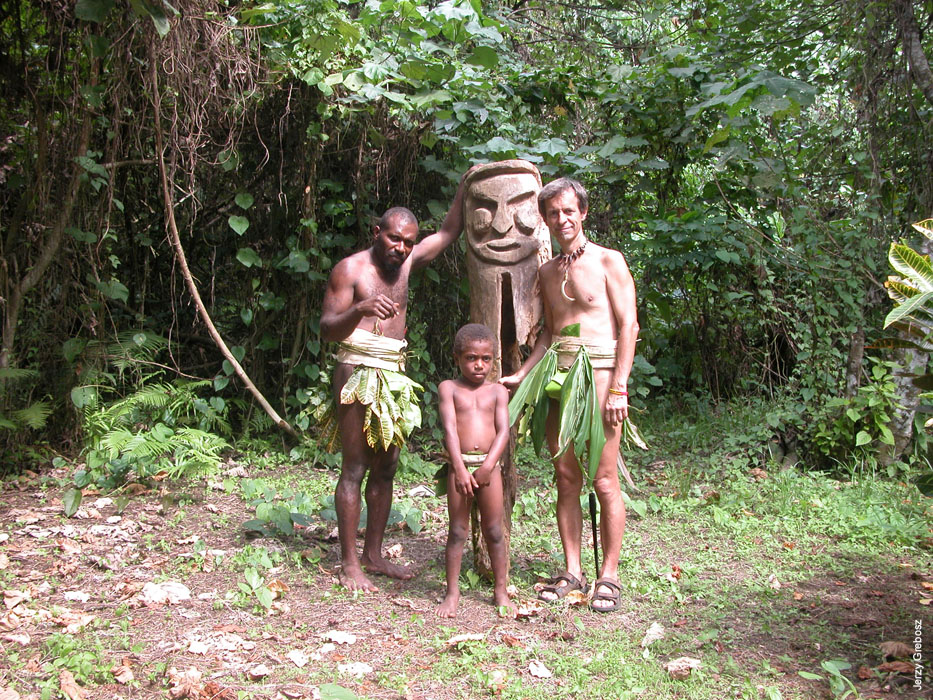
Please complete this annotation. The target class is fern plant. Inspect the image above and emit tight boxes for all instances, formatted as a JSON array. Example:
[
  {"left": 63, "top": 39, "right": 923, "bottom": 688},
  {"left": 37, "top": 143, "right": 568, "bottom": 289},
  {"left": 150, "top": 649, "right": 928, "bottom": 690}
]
[
  {"left": 71, "top": 378, "right": 231, "bottom": 497},
  {"left": 0, "top": 367, "right": 51, "bottom": 432}
]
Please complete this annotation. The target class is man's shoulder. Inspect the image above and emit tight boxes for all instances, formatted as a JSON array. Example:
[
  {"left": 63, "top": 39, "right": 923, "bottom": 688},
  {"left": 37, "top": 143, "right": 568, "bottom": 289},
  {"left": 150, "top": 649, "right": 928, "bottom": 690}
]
[{"left": 331, "top": 248, "right": 373, "bottom": 278}]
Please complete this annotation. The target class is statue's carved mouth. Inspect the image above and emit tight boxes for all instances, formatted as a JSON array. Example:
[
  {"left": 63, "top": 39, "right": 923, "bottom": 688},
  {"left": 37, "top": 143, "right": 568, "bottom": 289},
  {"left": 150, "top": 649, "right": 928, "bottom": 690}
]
[{"left": 486, "top": 240, "right": 521, "bottom": 250}]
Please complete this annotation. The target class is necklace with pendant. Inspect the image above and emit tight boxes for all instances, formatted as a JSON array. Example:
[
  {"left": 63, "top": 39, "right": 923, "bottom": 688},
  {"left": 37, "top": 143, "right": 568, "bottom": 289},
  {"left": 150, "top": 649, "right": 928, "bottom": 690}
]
[{"left": 559, "top": 238, "right": 586, "bottom": 302}]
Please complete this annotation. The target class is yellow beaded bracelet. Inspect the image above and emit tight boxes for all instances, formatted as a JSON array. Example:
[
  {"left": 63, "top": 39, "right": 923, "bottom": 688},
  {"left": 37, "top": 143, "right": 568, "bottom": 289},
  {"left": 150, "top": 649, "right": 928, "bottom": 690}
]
[{"left": 608, "top": 387, "right": 628, "bottom": 396}]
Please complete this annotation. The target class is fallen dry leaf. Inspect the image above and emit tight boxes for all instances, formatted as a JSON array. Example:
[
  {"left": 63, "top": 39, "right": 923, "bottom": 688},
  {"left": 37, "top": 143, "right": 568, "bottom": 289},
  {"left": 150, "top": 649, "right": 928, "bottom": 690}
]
[
  {"left": 57, "top": 538, "right": 81, "bottom": 555},
  {"left": 323, "top": 630, "right": 357, "bottom": 645},
  {"left": 287, "top": 649, "right": 309, "bottom": 668},
  {"left": 793, "top": 591, "right": 804, "bottom": 601},
  {"left": 529, "top": 660, "right": 553, "bottom": 678},
  {"left": 486, "top": 668, "right": 507, "bottom": 692},
  {"left": 501, "top": 634, "right": 525, "bottom": 649},
  {"left": 880, "top": 641, "right": 913, "bottom": 659},
  {"left": 663, "top": 656, "right": 702, "bottom": 679},
  {"left": 1, "top": 633, "right": 30, "bottom": 646},
  {"left": 201, "top": 682, "right": 235, "bottom": 700},
  {"left": 515, "top": 598, "right": 545, "bottom": 618},
  {"left": 857, "top": 665, "right": 873, "bottom": 680},
  {"left": 124, "top": 483, "right": 149, "bottom": 497},
  {"left": 878, "top": 661, "right": 914, "bottom": 674},
  {"left": 3, "top": 590, "right": 29, "bottom": 610},
  {"left": 385, "top": 543, "right": 403, "bottom": 558},
  {"left": 0, "top": 610, "right": 22, "bottom": 631},
  {"left": 59, "top": 670, "right": 87, "bottom": 700},
  {"left": 111, "top": 661, "right": 134, "bottom": 684},
  {"left": 0, "top": 687, "right": 21, "bottom": 700},
  {"left": 782, "top": 541, "right": 796, "bottom": 550},
  {"left": 920, "top": 598, "right": 933, "bottom": 606},
  {"left": 0, "top": 554, "right": 9, "bottom": 570},
  {"left": 564, "top": 589, "right": 588, "bottom": 605},
  {"left": 52, "top": 611, "right": 95, "bottom": 634},
  {"left": 338, "top": 661, "right": 372, "bottom": 677},
  {"left": 247, "top": 664, "right": 270, "bottom": 680},
  {"left": 641, "top": 621, "right": 665, "bottom": 648},
  {"left": 168, "top": 667, "right": 203, "bottom": 699},
  {"left": 749, "top": 468, "right": 768, "bottom": 480},
  {"left": 188, "top": 640, "right": 209, "bottom": 655},
  {"left": 767, "top": 574, "right": 781, "bottom": 590},
  {"left": 267, "top": 579, "right": 289, "bottom": 598},
  {"left": 140, "top": 581, "right": 191, "bottom": 605},
  {"left": 921, "top": 581, "right": 933, "bottom": 590}
]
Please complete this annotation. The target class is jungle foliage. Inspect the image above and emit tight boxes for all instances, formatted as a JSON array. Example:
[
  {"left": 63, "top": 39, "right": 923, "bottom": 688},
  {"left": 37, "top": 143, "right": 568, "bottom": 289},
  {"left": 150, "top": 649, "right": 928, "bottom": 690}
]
[{"left": 1, "top": 0, "right": 932, "bottom": 481}]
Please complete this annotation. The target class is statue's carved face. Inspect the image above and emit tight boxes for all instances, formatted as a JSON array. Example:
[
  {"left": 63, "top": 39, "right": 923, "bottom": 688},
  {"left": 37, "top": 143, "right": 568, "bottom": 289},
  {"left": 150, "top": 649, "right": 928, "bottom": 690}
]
[{"left": 465, "top": 172, "right": 541, "bottom": 265}]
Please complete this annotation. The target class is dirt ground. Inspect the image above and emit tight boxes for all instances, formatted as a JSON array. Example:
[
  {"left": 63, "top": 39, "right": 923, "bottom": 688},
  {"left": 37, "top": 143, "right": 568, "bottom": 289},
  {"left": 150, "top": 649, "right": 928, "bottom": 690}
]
[{"left": 0, "top": 461, "right": 930, "bottom": 700}]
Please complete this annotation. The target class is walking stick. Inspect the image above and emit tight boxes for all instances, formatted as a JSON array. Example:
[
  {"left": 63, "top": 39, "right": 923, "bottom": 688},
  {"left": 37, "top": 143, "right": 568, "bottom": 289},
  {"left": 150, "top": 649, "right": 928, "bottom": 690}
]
[{"left": 588, "top": 491, "right": 600, "bottom": 577}]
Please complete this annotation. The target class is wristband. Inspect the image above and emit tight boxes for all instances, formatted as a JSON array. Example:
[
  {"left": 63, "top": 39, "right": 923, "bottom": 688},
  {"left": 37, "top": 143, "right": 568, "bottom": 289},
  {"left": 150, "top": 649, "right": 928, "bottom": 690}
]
[{"left": 608, "top": 387, "right": 627, "bottom": 396}]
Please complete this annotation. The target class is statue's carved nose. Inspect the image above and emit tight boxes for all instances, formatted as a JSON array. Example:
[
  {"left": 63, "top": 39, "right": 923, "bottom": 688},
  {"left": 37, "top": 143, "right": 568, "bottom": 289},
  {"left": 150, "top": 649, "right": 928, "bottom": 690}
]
[{"left": 490, "top": 202, "right": 513, "bottom": 236}]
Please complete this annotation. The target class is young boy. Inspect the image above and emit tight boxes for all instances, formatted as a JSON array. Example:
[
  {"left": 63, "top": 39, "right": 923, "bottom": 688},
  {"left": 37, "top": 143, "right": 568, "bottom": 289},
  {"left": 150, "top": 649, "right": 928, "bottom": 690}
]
[{"left": 436, "top": 324, "right": 514, "bottom": 617}]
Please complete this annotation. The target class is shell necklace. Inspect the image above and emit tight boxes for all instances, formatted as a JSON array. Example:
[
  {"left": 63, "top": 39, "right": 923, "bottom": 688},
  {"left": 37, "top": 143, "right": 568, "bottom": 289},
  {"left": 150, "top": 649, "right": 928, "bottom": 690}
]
[{"left": 559, "top": 238, "right": 587, "bottom": 302}]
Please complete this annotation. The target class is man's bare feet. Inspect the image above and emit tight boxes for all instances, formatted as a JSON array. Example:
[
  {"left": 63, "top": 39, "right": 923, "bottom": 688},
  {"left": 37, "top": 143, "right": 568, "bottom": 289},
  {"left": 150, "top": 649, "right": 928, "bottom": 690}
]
[
  {"left": 436, "top": 591, "right": 460, "bottom": 618},
  {"left": 338, "top": 564, "right": 379, "bottom": 592},
  {"left": 361, "top": 554, "right": 415, "bottom": 580}
]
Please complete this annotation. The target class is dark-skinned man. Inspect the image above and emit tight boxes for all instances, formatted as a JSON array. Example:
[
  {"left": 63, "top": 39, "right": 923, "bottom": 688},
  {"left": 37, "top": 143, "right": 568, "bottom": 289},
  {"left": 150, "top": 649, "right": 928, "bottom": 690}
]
[{"left": 320, "top": 174, "right": 470, "bottom": 592}]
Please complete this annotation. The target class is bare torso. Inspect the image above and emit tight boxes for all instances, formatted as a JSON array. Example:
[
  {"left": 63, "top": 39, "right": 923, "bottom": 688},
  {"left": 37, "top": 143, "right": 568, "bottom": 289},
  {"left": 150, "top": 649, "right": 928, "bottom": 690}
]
[
  {"left": 538, "top": 242, "right": 621, "bottom": 341},
  {"left": 342, "top": 249, "right": 411, "bottom": 339},
  {"left": 444, "top": 379, "right": 502, "bottom": 454}
]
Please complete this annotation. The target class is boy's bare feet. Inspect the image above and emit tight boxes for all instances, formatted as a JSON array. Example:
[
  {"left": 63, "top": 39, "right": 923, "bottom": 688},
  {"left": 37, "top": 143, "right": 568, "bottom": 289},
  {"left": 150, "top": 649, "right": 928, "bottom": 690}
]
[
  {"left": 338, "top": 564, "right": 379, "bottom": 592},
  {"left": 361, "top": 554, "right": 414, "bottom": 580},
  {"left": 494, "top": 590, "right": 516, "bottom": 617},
  {"left": 436, "top": 591, "right": 460, "bottom": 618}
]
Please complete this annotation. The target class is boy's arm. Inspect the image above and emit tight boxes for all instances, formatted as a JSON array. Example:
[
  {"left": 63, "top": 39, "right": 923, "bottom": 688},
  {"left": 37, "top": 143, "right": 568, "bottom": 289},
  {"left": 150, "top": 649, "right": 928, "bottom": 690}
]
[
  {"left": 474, "top": 385, "right": 511, "bottom": 485},
  {"left": 439, "top": 381, "right": 478, "bottom": 496}
]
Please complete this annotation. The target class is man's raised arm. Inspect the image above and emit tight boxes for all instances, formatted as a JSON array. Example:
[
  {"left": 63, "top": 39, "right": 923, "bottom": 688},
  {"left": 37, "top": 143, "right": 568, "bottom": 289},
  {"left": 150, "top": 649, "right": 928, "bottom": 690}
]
[{"left": 410, "top": 169, "right": 475, "bottom": 270}]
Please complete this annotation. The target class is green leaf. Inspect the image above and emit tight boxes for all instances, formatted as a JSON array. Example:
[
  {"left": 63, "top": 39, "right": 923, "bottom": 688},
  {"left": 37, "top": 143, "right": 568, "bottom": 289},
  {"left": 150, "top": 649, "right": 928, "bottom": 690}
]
[
  {"left": 228, "top": 215, "right": 250, "bottom": 235},
  {"left": 855, "top": 430, "right": 871, "bottom": 446},
  {"left": 559, "top": 323, "right": 581, "bottom": 337},
  {"left": 71, "top": 386, "right": 97, "bottom": 409},
  {"left": 236, "top": 248, "right": 262, "bottom": 268},
  {"left": 319, "top": 684, "right": 359, "bottom": 700},
  {"left": 63, "top": 488, "right": 83, "bottom": 517},
  {"left": 255, "top": 586, "right": 274, "bottom": 609},
  {"left": 405, "top": 508, "right": 422, "bottom": 533},
  {"left": 235, "top": 193, "right": 254, "bottom": 210},
  {"left": 797, "top": 671, "right": 823, "bottom": 681},
  {"left": 231, "top": 345, "right": 246, "bottom": 362},
  {"left": 466, "top": 46, "right": 498, "bottom": 68},
  {"left": 75, "top": 0, "right": 116, "bottom": 22},
  {"left": 240, "top": 308, "right": 253, "bottom": 326},
  {"left": 889, "top": 243, "right": 933, "bottom": 292}
]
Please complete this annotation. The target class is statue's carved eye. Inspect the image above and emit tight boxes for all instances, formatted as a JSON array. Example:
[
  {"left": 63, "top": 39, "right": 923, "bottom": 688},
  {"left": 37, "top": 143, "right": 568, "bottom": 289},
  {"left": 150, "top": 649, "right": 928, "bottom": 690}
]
[
  {"left": 470, "top": 207, "right": 493, "bottom": 232},
  {"left": 513, "top": 202, "right": 539, "bottom": 234}
]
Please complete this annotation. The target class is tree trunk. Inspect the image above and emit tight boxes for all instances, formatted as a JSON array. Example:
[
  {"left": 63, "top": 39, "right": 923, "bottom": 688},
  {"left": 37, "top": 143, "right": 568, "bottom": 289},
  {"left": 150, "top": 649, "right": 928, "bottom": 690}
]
[
  {"left": 1, "top": 77, "right": 95, "bottom": 370},
  {"left": 895, "top": 0, "right": 933, "bottom": 107}
]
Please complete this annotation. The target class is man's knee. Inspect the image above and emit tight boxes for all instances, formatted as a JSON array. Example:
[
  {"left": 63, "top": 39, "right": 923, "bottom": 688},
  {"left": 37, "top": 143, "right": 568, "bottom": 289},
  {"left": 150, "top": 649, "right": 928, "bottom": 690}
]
[{"left": 554, "top": 460, "right": 583, "bottom": 494}]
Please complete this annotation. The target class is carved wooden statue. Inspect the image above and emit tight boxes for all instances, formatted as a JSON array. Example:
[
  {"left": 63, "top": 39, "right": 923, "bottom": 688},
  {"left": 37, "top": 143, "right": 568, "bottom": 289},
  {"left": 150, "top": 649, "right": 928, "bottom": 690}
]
[
  {"left": 463, "top": 160, "right": 552, "bottom": 380},
  {"left": 463, "top": 160, "right": 551, "bottom": 576}
]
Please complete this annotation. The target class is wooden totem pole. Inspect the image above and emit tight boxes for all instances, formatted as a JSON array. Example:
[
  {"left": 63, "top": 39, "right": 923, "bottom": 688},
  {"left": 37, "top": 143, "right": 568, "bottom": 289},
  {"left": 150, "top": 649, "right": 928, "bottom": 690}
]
[{"left": 462, "top": 160, "right": 551, "bottom": 576}]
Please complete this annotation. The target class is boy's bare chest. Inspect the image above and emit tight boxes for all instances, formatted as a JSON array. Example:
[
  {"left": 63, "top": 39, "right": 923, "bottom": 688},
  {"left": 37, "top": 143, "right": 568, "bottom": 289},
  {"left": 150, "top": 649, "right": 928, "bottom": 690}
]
[{"left": 453, "top": 388, "right": 496, "bottom": 414}]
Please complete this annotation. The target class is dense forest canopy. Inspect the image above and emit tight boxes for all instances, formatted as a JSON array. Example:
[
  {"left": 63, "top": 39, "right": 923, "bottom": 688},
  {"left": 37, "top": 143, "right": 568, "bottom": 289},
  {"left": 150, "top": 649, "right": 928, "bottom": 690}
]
[{"left": 1, "top": 0, "right": 932, "bottom": 480}]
